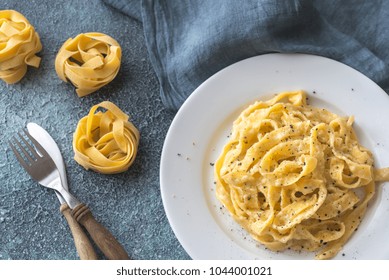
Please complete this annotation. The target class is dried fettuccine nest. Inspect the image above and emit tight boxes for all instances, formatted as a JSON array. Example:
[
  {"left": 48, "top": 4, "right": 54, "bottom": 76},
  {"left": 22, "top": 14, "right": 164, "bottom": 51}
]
[
  {"left": 55, "top": 32, "right": 121, "bottom": 97},
  {"left": 73, "top": 101, "right": 140, "bottom": 174},
  {"left": 0, "top": 10, "right": 42, "bottom": 84}
]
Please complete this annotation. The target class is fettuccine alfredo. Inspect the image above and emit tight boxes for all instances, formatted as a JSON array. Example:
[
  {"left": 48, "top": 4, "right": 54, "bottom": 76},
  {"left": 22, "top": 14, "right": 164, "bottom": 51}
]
[{"left": 215, "top": 90, "right": 389, "bottom": 259}]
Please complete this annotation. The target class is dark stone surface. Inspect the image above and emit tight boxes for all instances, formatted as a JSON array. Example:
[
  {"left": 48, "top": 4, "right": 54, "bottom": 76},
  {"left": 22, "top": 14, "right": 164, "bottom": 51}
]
[{"left": 0, "top": 0, "right": 189, "bottom": 260}]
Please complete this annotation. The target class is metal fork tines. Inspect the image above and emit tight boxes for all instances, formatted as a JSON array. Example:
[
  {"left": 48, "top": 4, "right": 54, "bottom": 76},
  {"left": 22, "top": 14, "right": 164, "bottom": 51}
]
[
  {"left": 9, "top": 129, "right": 80, "bottom": 208},
  {"left": 9, "top": 129, "right": 57, "bottom": 183}
]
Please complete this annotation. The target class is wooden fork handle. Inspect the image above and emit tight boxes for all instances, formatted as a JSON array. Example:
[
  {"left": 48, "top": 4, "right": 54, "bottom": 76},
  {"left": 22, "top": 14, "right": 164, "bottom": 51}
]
[
  {"left": 71, "top": 203, "right": 130, "bottom": 260},
  {"left": 60, "top": 204, "right": 98, "bottom": 260}
]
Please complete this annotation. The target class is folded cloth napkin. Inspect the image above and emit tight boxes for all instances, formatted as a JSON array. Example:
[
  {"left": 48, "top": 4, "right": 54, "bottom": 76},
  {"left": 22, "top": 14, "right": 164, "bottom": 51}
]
[{"left": 103, "top": 0, "right": 389, "bottom": 111}]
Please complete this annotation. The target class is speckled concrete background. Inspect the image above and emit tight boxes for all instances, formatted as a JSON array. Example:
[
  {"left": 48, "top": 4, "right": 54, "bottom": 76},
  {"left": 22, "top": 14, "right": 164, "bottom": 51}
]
[{"left": 0, "top": 0, "right": 189, "bottom": 259}]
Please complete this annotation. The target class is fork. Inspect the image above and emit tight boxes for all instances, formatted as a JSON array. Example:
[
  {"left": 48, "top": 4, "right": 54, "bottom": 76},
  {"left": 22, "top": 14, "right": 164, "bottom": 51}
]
[
  {"left": 9, "top": 130, "right": 79, "bottom": 207},
  {"left": 9, "top": 129, "right": 130, "bottom": 260}
]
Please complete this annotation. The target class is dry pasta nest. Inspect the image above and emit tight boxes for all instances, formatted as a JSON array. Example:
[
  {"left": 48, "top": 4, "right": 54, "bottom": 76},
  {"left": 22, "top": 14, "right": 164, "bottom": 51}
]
[
  {"left": 0, "top": 10, "right": 42, "bottom": 84},
  {"left": 55, "top": 32, "right": 121, "bottom": 97},
  {"left": 73, "top": 101, "right": 139, "bottom": 174}
]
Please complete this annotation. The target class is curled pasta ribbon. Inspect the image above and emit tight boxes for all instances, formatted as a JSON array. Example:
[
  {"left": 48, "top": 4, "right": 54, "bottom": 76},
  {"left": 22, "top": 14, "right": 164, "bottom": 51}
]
[
  {"left": 55, "top": 32, "right": 121, "bottom": 97},
  {"left": 0, "top": 10, "right": 42, "bottom": 84},
  {"left": 73, "top": 101, "right": 140, "bottom": 174},
  {"left": 215, "top": 90, "right": 389, "bottom": 260}
]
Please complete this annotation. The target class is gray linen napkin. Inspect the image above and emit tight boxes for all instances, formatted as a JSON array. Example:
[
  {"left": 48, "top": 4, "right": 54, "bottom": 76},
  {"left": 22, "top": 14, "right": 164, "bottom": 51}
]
[{"left": 103, "top": 0, "right": 389, "bottom": 111}]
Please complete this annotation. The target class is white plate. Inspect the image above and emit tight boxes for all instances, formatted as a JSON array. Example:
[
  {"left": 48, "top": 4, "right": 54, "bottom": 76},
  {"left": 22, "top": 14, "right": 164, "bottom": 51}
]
[{"left": 160, "top": 53, "right": 389, "bottom": 260}]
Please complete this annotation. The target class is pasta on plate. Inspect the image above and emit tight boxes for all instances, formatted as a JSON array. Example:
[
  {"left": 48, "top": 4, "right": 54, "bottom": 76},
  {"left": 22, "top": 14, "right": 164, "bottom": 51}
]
[{"left": 214, "top": 90, "right": 389, "bottom": 259}]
